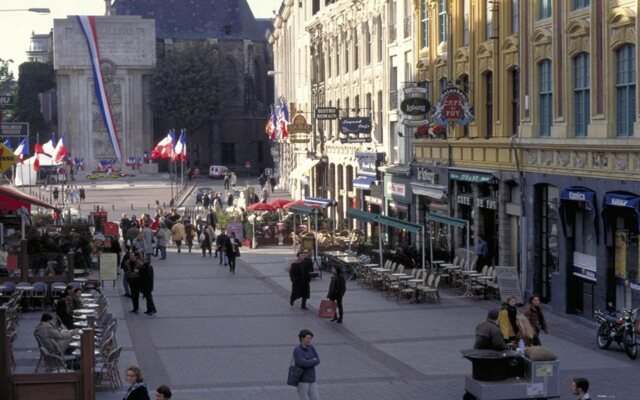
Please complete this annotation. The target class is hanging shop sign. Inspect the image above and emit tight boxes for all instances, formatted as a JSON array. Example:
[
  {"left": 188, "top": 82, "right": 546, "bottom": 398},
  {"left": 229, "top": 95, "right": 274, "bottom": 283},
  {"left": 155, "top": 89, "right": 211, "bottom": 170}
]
[
  {"left": 432, "top": 87, "right": 474, "bottom": 126},
  {"left": 416, "top": 167, "right": 438, "bottom": 184},
  {"left": 355, "top": 152, "right": 384, "bottom": 177},
  {"left": 450, "top": 170, "right": 496, "bottom": 183},
  {"left": 339, "top": 117, "right": 372, "bottom": 143},
  {"left": 400, "top": 97, "right": 431, "bottom": 116},
  {"left": 315, "top": 107, "right": 338, "bottom": 120}
]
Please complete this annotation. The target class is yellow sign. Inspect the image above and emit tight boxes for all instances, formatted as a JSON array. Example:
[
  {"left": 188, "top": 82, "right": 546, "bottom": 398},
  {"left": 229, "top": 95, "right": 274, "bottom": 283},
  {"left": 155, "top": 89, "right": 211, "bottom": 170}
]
[
  {"left": 615, "top": 230, "right": 628, "bottom": 279},
  {"left": 0, "top": 143, "right": 17, "bottom": 173}
]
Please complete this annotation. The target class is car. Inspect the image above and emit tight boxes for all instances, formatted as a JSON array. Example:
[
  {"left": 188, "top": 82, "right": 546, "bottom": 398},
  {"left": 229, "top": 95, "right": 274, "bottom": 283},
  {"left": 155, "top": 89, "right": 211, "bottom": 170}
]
[
  {"left": 208, "top": 165, "right": 229, "bottom": 179},
  {"left": 195, "top": 187, "right": 214, "bottom": 204}
]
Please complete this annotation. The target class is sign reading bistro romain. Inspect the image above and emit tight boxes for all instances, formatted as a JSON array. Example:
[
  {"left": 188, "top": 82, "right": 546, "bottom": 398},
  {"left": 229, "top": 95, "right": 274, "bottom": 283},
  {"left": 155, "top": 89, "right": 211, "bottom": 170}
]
[
  {"left": 315, "top": 107, "right": 338, "bottom": 120},
  {"left": 339, "top": 117, "right": 372, "bottom": 143}
]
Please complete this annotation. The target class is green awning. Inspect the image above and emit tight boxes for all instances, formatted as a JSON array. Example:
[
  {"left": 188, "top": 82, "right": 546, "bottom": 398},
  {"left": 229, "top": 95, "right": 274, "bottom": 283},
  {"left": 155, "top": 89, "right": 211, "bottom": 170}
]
[
  {"left": 346, "top": 208, "right": 379, "bottom": 223},
  {"left": 377, "top": 215, "right": 422, "bottom": 233},
  {"left": 425, "top": 212, "right": 467, "bottom": 228},
  {"left": 449, "top": 170, "right": 496, "bottom": 183},
  {"left": 289, "top": 205, "right": 315, "bottom": 215}
]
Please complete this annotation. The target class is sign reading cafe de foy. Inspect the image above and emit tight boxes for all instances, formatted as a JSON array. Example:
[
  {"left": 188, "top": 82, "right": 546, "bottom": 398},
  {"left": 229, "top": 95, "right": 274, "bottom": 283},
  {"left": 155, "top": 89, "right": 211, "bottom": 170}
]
[{"left": 432, "top": 86, "right": 474, "bottom": 126}]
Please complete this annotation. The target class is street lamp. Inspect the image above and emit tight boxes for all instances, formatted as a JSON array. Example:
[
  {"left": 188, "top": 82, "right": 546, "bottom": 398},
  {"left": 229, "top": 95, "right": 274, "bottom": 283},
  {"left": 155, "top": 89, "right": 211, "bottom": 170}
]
[{"left": 0, "top": 8, "right": 51, "bottom": 14}]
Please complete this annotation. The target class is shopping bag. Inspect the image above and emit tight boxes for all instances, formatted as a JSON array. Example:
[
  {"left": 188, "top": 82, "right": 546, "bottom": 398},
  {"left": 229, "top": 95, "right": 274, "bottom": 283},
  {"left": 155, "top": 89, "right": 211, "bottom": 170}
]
[
  {"left": 318, "top": 299, "right": 336, "bottom": 318},
  {"left": 287, "top": 357, "right": 304, "bottom": 386}
]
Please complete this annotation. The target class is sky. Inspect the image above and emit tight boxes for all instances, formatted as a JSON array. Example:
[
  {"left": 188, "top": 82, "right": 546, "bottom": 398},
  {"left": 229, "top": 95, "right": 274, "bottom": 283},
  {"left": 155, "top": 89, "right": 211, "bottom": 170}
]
[{"left": 0, "top": 0, "right": 282, "bottom": 77}]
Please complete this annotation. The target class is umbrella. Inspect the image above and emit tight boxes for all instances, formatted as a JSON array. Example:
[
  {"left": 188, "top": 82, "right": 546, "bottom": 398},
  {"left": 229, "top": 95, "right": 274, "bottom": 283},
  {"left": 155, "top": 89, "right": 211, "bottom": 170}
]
[
  {"left": 282, "top": 200, "right": 305, "bottom": 210},
  {"left": 270, "top": 198, "right": 292, "bottom": 209},
  {"left": 247, "top": 203, "right": 275, "bottom": 212}
]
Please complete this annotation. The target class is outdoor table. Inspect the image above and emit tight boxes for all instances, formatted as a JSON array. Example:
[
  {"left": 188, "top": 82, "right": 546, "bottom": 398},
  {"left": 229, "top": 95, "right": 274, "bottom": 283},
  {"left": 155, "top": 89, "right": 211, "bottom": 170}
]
[
  {"left": 335, "top": 256, "right": 360, "bottom": 280},
  {"left": 74, "top": 309, "right": 96, "bottom": 314},
  {"left": 52, "top": 284, "right": 67, "bottom": 290},
  {"left": 72, "top": 348, "right": 100, "bottom": 357},
  {"left": 82, "top": 303, "right": 99, "bottom": 308},
  {"left": 74, "top": 321, "right": 88, "bottom": 327},
  {"left": 391, "top": 273, "right": 407, "bottom": 277},
  {"left": 363, "top": 263, "right": 378, "bottom": 268},
  {"left": 80, "top": 293, "right": 94, "bottom": 298},
  {"left": 372, "top": 268, "right": 391, "bottom": 273},
  {"left": 322, "top": 251, "right": 348, "bottom": 257},
  {"left": 16, "top": 285, "right": 34, "bottom": 291},
  {"left": 399, "top": 276, "right": 414, "bottom": 280},
  {"left": 408, "top": 278, "right": 423, "bottom": 284},
  {"left": 0, "top": 285, "right": 7, "bottom": 292}
]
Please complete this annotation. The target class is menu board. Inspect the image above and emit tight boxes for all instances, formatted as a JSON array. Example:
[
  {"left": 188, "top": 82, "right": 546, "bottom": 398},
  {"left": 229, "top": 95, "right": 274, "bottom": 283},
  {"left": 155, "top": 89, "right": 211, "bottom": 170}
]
[
  {"left": 99, "top": 253, "right": 118, "bottom": 281},
  {"left": 494, "top": 266, "right": 523, "bottom": 304}
]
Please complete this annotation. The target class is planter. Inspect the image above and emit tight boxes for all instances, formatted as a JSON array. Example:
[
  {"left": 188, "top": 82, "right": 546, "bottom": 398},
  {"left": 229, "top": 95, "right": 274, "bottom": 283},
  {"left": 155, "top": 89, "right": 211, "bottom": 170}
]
[{"left": 256, "top": 237, "right": 293, "bottom": 246}]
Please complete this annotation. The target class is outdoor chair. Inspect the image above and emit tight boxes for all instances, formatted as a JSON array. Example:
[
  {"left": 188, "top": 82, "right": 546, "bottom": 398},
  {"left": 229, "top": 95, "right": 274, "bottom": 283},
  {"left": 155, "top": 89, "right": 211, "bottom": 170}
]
[
  {"left": 40, "top": 346, "right": 74, "bottom": 373},
  {"left": 398, "top": 269, "right": 424, "bottom": 303},
  {"left": 0, "top": 281, "right": 16, "bottom": 300},
  {"left": 95, "top": 346, "right": 123, "bottom": 391},
  {"left": 420, "top": 275, "right": 442, "bottom": 302},
  {"left": 30, "top": 281, "right": 48, "bottom": 310}
]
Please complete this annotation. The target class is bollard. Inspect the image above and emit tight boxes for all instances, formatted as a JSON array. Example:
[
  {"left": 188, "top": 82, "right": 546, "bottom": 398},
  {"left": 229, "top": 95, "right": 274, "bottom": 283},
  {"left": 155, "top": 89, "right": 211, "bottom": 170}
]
[
  {"left": 148, "top": 203, "right": 150, "bottom": 210},
  {"left": 112, "top": 204, "right": 115, "bottom": 210},
  {"left": 131, "top": 204, "right": 134, "bottom": 210}
]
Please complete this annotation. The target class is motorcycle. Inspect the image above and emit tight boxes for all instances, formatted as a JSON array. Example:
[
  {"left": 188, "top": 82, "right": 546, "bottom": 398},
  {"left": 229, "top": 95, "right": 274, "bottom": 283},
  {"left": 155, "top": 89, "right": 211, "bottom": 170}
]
[{"left": 595, "top": 307, "right": 639, "bottom": 360}]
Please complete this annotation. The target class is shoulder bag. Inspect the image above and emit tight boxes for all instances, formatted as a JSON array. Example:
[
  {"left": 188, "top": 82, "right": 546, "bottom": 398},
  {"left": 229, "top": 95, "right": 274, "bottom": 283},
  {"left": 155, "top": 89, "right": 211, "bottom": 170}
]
[{"left": 287, "top": 356, "right": 304, "bottom": 386}]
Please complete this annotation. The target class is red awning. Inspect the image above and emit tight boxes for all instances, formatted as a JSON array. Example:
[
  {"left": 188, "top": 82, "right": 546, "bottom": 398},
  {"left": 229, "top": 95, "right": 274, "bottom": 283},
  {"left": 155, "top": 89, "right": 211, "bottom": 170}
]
[{"left": 0, "top": 185, "right": 58, "bottom": 212}]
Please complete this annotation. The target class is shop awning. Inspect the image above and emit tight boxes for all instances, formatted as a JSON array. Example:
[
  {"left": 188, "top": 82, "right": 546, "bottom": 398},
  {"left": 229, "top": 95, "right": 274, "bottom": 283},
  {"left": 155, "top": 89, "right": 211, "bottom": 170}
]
[
  {"left": 288, "top": 205, "right": 316, "bottom": 215},
  {"left": 353, "top": 175, "right": 376, "bottom": 190},
  {"left": 346, "top": 208, "right": 378, "bottom": 223},
  {"left": 304, "top": 197, "right": 337, "bottom": 207},
  {"left": 376, "top": 215, "right": 422, "bottom": 233},
  {"left": 559, "top": 186, "right": 599, "bottom": 243},
  {"left": 290, "top": 158, "right": 320, "bottom": 180},
  {"left": 410, "top": 183, "right": 446, "bottom": 200},
  {"left": 0, "top": 185, "right": 58, "bottom": 212},
  {"left": 425, "top": 212, "right": 467, "bottom": 228},
  {"left": 602, "top": 191, "right": 640, "bottom": 233}
]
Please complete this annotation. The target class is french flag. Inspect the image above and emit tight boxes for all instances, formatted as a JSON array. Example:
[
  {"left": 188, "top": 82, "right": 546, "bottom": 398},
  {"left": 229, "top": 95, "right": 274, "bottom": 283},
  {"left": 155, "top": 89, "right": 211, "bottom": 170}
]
[
  {"left": 3, "top": 139, "right": 12, "bottom": 151},
  {"left": 13, "top": 138, "right": 28, "bottom": 164},
  {"left": 173, "top": 130, "right": 187, "bottom": 161},
  {"left": 52, "top": 137, "right": 69, "bottom": 164},
  {"left": 42, "top": 133, "right": 56, "bottom": 155},
  {"left": 151, "top": 130, "right": 175, "bottom": 159}
]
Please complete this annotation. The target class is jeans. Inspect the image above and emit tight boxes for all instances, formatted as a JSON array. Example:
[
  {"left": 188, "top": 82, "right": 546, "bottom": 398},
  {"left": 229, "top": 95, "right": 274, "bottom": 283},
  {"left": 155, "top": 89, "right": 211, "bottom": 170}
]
[
  {"left": 228, "top": 256, "right": 236, "bottom": 273},
  {"left": 297, "top": 382, "right": 320, "bottom": 400},
  {"left": 175, "top": 240, "right": 182, "bottom": 253},
  {"left": 219, "top": 250, "right": 227, "bottom": 265},
  {"left": 158, "top": 246, "right": 166, "bottom": 259},
  {"left": 122, "top": 274, "right": 130, "bottom": 295}
]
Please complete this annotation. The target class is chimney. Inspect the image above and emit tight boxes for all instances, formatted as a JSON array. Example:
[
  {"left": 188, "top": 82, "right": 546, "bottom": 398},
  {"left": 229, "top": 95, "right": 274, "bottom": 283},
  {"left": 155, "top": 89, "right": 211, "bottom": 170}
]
[{"left": 105, "top": 0, "right": 112, "bottom": 16}]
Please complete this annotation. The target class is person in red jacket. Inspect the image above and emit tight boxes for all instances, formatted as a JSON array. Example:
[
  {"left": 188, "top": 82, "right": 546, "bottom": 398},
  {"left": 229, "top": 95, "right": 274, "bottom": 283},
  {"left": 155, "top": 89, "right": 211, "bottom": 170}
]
[{"left": 524, "top": 294, "right": 549, "bottom": 346}]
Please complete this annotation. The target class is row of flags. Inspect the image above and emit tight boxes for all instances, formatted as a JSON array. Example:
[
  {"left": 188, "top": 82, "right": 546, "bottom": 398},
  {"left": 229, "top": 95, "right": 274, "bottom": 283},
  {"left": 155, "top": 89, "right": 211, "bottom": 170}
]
[
  {"left": 265, "top": 96, "right": 289, "bottom": 141},
  {"left": 4, "top": 135, "right": 68, "bottom": 171},
  {"left": 151, "top": 129, "right": 187, "bottom": 161}
]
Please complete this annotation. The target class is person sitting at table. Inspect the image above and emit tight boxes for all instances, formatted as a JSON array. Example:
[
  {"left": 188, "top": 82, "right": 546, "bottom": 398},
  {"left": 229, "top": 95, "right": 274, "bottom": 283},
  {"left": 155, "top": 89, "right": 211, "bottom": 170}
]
[
  {"left": 56, "top": 286, "right": 82, "bottom": 329},
  {"left": 34, "top": 312, "right": 81, "bottom": 356}
]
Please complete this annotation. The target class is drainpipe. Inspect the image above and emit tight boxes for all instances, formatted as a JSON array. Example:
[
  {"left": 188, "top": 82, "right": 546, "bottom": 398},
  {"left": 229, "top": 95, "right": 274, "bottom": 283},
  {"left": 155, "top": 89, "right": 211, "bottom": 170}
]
[{"left": 510, "top": 133, "right": 526, "bottom": 296}]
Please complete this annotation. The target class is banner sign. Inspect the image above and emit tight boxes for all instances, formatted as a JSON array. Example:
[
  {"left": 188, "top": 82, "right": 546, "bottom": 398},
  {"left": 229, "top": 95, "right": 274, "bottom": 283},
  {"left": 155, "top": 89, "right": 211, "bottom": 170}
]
[
  {"left": 432, "top": 86, "right": 474, "bottom": 126},
  {"left": 339, "top": 117, "right": 372, "bottom": 143},
  {"left": 0, "top": 122, "right": 29, "bottom": 137},
  {"left": 315, "top": 107, "right": 338, "bottom": 120}
]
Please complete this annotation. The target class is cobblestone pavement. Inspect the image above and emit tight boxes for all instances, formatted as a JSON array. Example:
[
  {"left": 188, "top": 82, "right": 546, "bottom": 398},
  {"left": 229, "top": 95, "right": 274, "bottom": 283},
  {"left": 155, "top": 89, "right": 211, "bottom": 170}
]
[{"left": 12, "top": 180, "right": 635, "bottom": 399}]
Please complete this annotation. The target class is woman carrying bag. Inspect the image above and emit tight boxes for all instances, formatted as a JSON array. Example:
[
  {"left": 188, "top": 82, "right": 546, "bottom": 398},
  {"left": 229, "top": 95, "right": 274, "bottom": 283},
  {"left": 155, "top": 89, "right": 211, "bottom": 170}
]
[
  {"left": 291, "top": 329, "right": 321, "bottom": 400},
  {"left": 326, "top": 265, "right": 346, "bottom": 323}
]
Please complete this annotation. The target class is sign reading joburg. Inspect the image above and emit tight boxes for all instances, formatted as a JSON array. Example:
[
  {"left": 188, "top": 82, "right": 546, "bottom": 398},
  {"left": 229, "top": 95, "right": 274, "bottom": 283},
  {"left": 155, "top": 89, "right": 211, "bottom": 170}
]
[{"left": 0, "top": 143, "right": 18, "bottom": 173}]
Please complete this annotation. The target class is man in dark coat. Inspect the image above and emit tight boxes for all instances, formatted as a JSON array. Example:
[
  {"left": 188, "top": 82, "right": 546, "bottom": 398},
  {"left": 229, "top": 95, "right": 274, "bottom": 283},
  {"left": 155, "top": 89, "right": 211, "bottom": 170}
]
[
  {"left": 216, "top": 229, "right": 229, "bottom": 265},
  {"left": 225, "top": 232, "right": 241, "bottom": 274},
  {"left": 139, "top": 255, "right": 157, "bottom": 315},
  {"left": 474, "top": 308, "right": 506, "bottom": 351},
  {"left": 289, "top": 251, "right": 312, "bottom": 309},
  {"left": 327, "top": 265, "right": 346, "bottom": 323}
]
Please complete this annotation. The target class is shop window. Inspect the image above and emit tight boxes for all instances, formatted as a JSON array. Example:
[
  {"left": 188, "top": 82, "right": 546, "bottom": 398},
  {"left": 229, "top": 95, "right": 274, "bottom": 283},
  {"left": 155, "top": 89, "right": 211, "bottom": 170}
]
[{"left": 574, "top": 209, "right": 596, "bottom": 256}]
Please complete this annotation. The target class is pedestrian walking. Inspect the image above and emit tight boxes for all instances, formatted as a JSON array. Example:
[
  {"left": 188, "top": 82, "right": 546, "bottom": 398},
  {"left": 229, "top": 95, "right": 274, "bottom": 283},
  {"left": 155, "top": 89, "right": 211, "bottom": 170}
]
[
  {"left": 155, "top": 385, "right": 172, "bottom": 399},
  {"left": 123, "top": 364, "right": 151, "bottom": 400},
  {"left": 523, "top": 294, "right": 548, "bottom": 346},
  {"left": 142, "top": 223, "right": 154, "bottom": 258},
  {"left": 155, "top": 222, "right": 167, "bottom": 260},
  {"left": 79, "top": 186, "right": 85, "bottom": 202},
  {"left": 498, "top": 295, "right": 519, "bottom": 344},
  {"left": 289, "top": 251, "right": 312, "bottom": 310},
  {"left": 224, "top": 172, "right": 230, "bottom": 190},
  {"left": 140, "top": 255, "right": 157, "bottom": 315},
  {"left": 258, "top": 173, "right": 267, "bottom": 190},
  {"left": 475, "top": 234, "right": 489, "bottom": 272},
  {"left": 216, "top": 229, "right": 229, "bottom": 265},
  {"left": 127, "top": 251, "right": 144, "bottom": 314},
  {"left": 260, "top": 188, "right": 269, "bottom": 204},
  {"left": 120, "top": 246, "right": 132, "bottom": 297},
  {"left": 184, "top": 218, "right": 195, "bottom": 253},
  {"left": 292, "top": 329, "right": 321, "bottom": 400},
  {"left": 515, "top": 314, "right": 536, "bottom": 347},
  {"left": 269, "top": 176, "right": 276, "bottom": 193},
  {"left": 225, "top": 231, "right": 241, "bottom": 274},
  {"left": 327, "top": 265, "right": 346, "bottom": 323},
  {"left": 199, "top": 222, "right": 213, "bottom": 257},
  {"left": 171, "top": 218, "right": 185, "bottom": 253}
]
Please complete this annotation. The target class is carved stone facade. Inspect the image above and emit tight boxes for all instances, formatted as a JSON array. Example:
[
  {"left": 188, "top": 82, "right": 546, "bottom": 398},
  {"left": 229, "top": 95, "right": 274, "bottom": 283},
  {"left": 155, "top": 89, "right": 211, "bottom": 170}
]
[{"left": 54, "top": 16, "right": 156, "bottom": 169}]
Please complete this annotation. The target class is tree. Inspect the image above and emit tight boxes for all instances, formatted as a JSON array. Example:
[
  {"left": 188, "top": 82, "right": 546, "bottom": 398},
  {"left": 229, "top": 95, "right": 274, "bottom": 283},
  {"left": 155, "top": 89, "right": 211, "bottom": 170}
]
[
  {"left": 12, "top": 62, "right": 55, "bottom": 140},
  {"left": 151, "top": 43, "right": 223, "bottom": 134},
  {"left": 0, "top": 58, "right": 15, "bottom": 94}
]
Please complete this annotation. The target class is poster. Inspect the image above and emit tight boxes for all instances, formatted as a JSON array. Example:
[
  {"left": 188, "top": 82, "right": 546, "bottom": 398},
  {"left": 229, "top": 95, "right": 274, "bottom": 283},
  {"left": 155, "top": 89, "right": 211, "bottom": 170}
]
[
  {"left": 100, "top": 253, "right": 118, "bottom": 281},
  {"left": 615, "top": 230, "right": 627, "bottom": 279},
  {"left": 226, "top": 222, "right": 244, "bottom": 242}
]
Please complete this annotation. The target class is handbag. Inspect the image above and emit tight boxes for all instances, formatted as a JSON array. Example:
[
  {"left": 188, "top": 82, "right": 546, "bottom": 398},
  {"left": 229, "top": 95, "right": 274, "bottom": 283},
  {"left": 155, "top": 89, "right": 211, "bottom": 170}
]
[
  {"left": 198, "top": 232, "right": 206, "bottom": 242},
  {"left": 287, "top": 357, "right": 304, "bottom": 386},
  {"left": 318, "top": 299, "right": 337, "bottom": 318}
]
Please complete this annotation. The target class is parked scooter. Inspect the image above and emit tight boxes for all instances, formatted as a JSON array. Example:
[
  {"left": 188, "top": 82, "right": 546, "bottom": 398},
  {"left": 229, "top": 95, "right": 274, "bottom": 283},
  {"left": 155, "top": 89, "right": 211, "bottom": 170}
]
[{"left": 595, "top": 307, "right": 639, "bottom": 360}]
